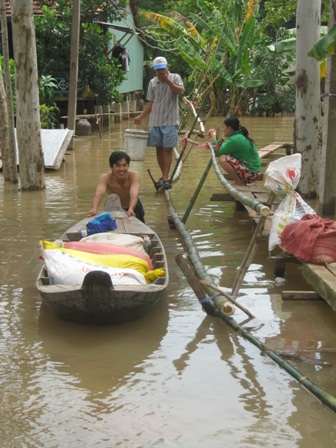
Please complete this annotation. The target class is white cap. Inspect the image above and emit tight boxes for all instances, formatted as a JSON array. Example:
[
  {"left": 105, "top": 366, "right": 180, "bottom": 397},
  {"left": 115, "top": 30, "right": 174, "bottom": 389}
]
[{"left": 153, "top": 56, "right": 168, "bottom": 70}]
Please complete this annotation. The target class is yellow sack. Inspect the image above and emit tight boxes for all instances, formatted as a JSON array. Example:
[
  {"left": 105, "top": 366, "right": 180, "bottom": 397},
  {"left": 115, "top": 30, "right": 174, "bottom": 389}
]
[
  {"left": 144, "top": 268, "right": 165, "bottom": 283},
  {"left": 40, "top": 240, "right": 149, "bottom": 276}
]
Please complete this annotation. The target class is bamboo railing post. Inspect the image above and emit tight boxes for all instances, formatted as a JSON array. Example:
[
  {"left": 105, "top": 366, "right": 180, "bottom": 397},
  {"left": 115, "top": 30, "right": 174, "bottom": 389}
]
[
  {"left": 231, "top": 191, "right": 277, "bottom": 297},
  {"left": 182, "top": 157, "right": 213, "bottom": 224},
  {"left": 170, "top": 93, "right": 208, "bottom": 183}
]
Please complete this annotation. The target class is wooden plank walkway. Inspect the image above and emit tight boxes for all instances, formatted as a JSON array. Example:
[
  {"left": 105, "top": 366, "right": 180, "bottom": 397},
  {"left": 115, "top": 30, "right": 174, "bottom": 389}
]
[
  {"left": 301, "top": 263, "right": 336, "bottom": 311},
  {"left": 210, "top": 141, "right": 336, "bottom": 311}
]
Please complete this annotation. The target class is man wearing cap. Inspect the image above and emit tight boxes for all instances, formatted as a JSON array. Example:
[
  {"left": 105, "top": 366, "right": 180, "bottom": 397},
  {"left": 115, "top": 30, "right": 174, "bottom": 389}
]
[{"left": 134, "top": 56, "right": 184, "bottom": 190}]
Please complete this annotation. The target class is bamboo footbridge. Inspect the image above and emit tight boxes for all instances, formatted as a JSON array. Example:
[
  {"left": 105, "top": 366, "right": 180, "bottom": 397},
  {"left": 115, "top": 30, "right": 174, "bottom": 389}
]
[{"left": 157, "top": 114, "right": 336, "bottom": 413}]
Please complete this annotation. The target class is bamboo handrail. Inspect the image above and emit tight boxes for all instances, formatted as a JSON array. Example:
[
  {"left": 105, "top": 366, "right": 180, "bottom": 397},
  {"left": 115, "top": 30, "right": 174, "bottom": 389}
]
[
  {"left": 166, "top": 167, "right": 336, "bottom": 414},
  {"left": 209, "top": 143, "right": 271, "bottom": 217}
]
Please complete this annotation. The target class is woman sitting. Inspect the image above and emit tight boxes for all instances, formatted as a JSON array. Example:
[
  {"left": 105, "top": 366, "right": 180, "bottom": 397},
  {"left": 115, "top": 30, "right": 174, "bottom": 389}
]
[{"left": 208, "top": 116, "right": 261, "bottom": 186}]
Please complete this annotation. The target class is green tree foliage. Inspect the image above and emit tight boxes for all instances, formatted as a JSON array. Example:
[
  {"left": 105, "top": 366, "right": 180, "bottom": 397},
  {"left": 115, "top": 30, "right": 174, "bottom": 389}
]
[
  {"left": 140, "top": 0, "right": 298, "bottom": 115},
  {"left": 39, "top": 75, "right": 60, "bottom": 128},
  {"left": 34, "top": 0, "right": 127, "bottom": 104},
  {"left": 144, "top": 0, "right": 264, "bottom": 114}
]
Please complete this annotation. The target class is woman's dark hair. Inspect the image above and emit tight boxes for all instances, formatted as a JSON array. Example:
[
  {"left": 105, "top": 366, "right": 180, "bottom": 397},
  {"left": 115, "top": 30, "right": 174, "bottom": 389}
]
[
  {"left": 224, "top": 116, "right": 255, "bottom": 147},
  {"left": 109, "top": 150, "right": 131, "bottom": 166}
]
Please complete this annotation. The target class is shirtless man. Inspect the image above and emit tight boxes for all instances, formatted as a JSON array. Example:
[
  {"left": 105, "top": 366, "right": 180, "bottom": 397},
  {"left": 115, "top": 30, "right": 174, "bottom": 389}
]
[{"left": 87, "top": 150, "right": 145, "bottom": 222}]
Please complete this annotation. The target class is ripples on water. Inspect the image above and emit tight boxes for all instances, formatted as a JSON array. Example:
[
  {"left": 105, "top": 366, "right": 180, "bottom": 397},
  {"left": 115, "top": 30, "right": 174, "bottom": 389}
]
[{"left": 1, "top": 116, "right": 336, "bottom": 447}]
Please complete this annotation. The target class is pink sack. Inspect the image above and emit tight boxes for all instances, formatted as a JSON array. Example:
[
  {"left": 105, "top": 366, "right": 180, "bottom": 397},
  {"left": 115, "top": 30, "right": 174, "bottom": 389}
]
[
  {"left": 63, "top": 241, "right": 153, "bottom": 270},
  {"left": 280, "top": 213, "right": 336, "bottom": 264}
]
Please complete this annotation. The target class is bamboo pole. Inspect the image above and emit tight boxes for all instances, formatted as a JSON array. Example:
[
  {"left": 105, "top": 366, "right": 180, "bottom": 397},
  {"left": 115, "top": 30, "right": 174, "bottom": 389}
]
[
  {"left": 182, "top": 157, "right": 213, "bottom": 223},
  {"left": 209, "top": 144, "right": 271, "bottom": 217},
  {"left": 169, "top": 93, "right": 208, "bottom": 183},
  {"left": 167, "top": 191, "right": 336, "bottom": 414},
  {"left": 231, "top": 191, "right": 277, "bottom": 297},
  {"left": 175, "top": 252, "right": 217, "bottom": 316},
  {"left": 200, "top": 280, "right": 254, "bottom": 318},
  {"left": 166, "top": 193, "right": 252, "bottom": 318}
]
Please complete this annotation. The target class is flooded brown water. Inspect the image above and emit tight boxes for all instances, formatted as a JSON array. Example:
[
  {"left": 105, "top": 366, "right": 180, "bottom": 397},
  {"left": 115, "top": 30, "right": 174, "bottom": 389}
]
[{"left": 1, "top": 116, "right": 336, "bottom": 447}]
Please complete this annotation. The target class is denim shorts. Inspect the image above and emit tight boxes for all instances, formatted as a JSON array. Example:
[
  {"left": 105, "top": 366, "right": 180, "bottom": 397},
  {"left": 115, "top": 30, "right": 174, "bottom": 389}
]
[{"left": 148, "top": 126, "right": 178, "bottom": 148}]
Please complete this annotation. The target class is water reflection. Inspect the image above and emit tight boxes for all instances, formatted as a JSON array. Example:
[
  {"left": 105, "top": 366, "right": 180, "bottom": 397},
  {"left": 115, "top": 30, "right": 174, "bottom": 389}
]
[
  {"left": 2, "top": 116, "right": 336, "bottom": 446},
  {"left": 38, "top": 298, "right": 169, "bottom": 399}
]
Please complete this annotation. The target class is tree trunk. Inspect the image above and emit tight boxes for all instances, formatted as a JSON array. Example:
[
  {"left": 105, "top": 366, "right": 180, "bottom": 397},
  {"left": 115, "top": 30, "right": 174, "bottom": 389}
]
[
  {"left": 67, "top": 0, "right": 80, "bottom": 149},
  {"left": 318, "top": 0, "right": 336, "bottom": 215},
  {"left": 295, "top": 0, "right": 321, "bottom": 197},
  {"left": 10, "top": 0, "right": 45, "bottom": 190},
  {"left": 0, "top": 64, "right": 10, "bottom": 180},
  {"left": 0, "top": 0, "right": 18, "bottom": 183}
]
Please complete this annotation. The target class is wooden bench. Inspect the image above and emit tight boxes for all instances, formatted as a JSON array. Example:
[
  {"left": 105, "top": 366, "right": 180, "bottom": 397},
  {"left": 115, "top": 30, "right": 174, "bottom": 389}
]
[{"left": 257, "top": 142, "right": 292, "bottom": 159}]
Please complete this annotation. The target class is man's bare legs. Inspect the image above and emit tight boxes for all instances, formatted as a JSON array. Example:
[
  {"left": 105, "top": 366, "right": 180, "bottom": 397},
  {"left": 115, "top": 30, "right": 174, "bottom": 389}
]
[
  {"left": 156, "top": 146, "right": 173, "bottom": 181},
  {"left": 218, "top": 155, "right": 245, "bottom": 186}
]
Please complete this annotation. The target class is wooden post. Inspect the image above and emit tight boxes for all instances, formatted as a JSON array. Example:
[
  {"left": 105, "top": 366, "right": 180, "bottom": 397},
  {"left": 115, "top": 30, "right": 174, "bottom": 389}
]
[
  {"left": 67, "top": 0, "right": 80, "bottom": 149},
  {"left": 318, "top": 1, "right": 336, "bottom": 215}
]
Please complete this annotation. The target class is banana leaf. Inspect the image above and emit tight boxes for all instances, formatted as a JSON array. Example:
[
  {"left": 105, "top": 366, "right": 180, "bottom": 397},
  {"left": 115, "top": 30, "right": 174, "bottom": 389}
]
[
  {"left": 268, "top": 38, "right": 296, "bottom": 53},
  {"left": 309, "top": 25, "right": 336, "bottom": 61}
]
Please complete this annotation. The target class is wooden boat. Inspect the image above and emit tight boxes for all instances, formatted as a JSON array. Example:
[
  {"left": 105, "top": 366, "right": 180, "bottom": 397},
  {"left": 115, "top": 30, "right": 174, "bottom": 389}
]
[{"left": 36, "top": 195, "right": 169, "bottom": 325}]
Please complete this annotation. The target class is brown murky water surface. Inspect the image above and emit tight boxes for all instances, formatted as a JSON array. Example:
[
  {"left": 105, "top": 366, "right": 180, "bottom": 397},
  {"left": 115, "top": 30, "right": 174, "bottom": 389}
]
[{"left": 1, "top": 116, "right": 336, "bottom": 447}]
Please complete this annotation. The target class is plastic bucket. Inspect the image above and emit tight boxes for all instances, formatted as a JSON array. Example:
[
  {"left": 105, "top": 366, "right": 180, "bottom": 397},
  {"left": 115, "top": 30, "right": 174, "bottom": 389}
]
[{"left": 124, "top": 129, "right": 149, "bottom": 161}]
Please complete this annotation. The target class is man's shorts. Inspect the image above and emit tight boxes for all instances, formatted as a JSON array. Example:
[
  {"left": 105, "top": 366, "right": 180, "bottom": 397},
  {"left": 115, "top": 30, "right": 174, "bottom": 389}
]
[
  {"left": 225, "top": 156, "right": 260, "bottom": 184},
  {"left": 148, "top": 126, "right": 178, "bottom": 148},
  {"left": 123, "top": 200, "right": 145, "bottom": 223}
]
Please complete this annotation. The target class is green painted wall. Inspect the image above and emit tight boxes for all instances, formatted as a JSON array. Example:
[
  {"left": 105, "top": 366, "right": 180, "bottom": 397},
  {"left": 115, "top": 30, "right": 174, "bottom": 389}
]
[{"left": 110, "top": 5, "right": 144, "bottom": 95}]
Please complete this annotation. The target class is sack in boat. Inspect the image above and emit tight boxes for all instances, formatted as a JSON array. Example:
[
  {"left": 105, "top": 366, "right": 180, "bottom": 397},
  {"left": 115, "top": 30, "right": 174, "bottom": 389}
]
[
  {"left": 41, "top": 248, "right": 147, "bottom": 286},
  {"left": 86, "top": 213, "right": 117, "bottom": 235},
  {"left": 81, "top": 232, "right": 147, "bottom": 254},
  {"left": 41, "top": 241, "right": 149, "bottom": 276},
  {"left": 63, "top": 241, "right": 153, "bottom": 270}
]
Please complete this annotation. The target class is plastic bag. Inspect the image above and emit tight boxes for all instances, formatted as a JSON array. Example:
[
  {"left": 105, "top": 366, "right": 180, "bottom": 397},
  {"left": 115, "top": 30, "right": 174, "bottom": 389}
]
[
  {"left": 264, "top": 153, "right": 302, "bottom": 192},
  {"left": 268, "top": 192, "right": 315, "bottom": 251},
  {"left": 264, "top": 153, "right": 316, "bottom": 251},
  {"left": 86, "top": 213, "right": 117, "bottom": 235}
]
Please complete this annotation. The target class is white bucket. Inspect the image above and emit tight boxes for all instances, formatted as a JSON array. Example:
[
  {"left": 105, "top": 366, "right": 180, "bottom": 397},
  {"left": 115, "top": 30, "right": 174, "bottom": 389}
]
[{"left": 124, "top": 129, "right": 149, "bottom": 161}]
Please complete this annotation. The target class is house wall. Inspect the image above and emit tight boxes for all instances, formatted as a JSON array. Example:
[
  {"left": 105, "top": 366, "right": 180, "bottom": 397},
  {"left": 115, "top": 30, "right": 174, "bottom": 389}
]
[{"left": 110, "top": 5, "right": 144, "bottom": 95}]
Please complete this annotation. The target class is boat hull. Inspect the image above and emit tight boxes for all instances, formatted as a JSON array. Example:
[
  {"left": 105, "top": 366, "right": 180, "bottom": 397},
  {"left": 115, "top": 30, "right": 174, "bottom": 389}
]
[{"left": 36, "top": 195, "right": 169, "bottom": 325}]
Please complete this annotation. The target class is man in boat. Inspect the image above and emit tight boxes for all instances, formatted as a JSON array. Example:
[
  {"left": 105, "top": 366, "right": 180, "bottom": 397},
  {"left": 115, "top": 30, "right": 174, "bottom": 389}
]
[
  {"left": 134, "top": 56, "right": 184, "bottom": 190},
  {"left": 87, "top": 150, "right": 145, "bottom": 222}
]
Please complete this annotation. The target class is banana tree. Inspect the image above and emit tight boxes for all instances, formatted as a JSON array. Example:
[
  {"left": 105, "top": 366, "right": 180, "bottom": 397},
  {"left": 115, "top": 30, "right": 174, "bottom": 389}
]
[{"left": 144, "top": 0, "right": 264, "bottom": 114}]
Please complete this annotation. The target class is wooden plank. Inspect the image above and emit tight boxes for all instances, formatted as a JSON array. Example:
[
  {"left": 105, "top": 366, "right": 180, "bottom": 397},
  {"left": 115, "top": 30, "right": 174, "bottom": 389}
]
[
  {"left": 326, "top": 263, "right": 336, "bottom": 276},
  {"left": 282, "top": 291, "right": 323, "bottom": 301},
  {"left": 301, "top": 263, "right": 336, "bottom": 311},
  {"left": 258, "top": 142, "right": 292, "bottom": 159},
  {"left": 121, "top": 217, "right": 154, "bottom": 234}
]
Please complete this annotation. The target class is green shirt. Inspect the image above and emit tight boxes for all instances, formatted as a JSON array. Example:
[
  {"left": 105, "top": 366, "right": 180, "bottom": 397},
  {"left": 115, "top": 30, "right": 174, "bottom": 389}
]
[{"left": 216, "top": 131, "right": 261, "bottom": 173}]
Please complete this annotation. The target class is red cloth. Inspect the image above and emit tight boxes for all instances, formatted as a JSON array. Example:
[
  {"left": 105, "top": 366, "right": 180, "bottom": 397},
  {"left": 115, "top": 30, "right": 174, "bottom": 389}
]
[{"left": 280, "top": 213, "right": 336, "bottom": 264}]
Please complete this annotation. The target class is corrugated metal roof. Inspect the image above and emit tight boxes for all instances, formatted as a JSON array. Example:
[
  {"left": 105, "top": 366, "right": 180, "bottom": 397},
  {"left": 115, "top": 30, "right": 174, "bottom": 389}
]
[
  {"left": 14, "top": 128, "right": 74, "bottom": 170},
  {"left": 40, "top": 129, "right": 74, "bottom": 169},
  {"left": 5, "top": 1, "right": 44, "bottom": 15}
]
